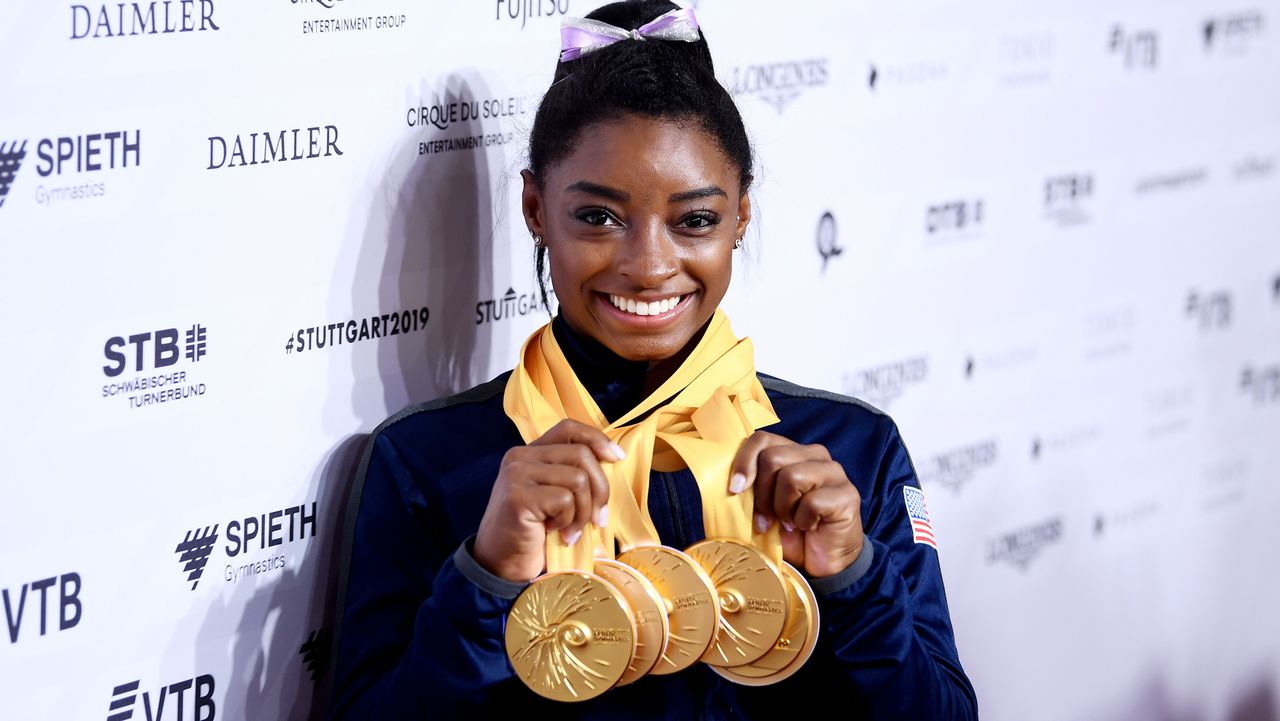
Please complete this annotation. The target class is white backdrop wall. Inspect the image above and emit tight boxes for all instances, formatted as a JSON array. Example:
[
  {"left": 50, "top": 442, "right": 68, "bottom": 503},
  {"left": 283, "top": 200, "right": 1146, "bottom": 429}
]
[{"left": 1, "top": 1, "right": 1278, "bottom": 719}]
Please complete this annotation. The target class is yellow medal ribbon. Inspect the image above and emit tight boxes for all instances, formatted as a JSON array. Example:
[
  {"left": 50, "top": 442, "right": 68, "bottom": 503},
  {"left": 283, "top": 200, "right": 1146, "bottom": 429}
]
[{"left": 502, "top": 309, "right": 781, "bottom": 565}]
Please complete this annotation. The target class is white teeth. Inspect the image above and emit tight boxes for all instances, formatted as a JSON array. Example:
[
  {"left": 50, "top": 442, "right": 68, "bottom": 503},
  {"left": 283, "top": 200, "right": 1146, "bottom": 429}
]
[{"left": 608, "top": 294, "right": 683, "bottom": 316}]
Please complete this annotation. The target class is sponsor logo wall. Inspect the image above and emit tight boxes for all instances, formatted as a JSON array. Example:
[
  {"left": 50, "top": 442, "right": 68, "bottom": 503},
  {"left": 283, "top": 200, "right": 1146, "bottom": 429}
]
[{"left": 1, "top": 2, "right": 1278, "bottom": 721}]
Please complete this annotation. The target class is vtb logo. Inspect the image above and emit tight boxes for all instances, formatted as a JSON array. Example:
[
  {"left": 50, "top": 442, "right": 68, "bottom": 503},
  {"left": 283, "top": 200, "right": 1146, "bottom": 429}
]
[
  {"left": 106, "top": 675, "right": 216, "bottom": 721},
  {"left": 0, "top": 140, "right": 28, "bottom": 210},
  {"left": 103, "top": 325, "right": 208, "bottom": 377},
  {"left": 3, "top": 572, "right": 82, "bottom": 643}
]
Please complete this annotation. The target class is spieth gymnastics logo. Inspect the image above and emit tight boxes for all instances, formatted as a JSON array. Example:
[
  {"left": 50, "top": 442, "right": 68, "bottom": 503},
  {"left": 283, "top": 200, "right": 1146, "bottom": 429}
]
[
  {"left": 0, "top": 140, "right": 27, "bottom": 209},
  {"left": 175, "top": 502, "right": 319, "bottom": 591}
]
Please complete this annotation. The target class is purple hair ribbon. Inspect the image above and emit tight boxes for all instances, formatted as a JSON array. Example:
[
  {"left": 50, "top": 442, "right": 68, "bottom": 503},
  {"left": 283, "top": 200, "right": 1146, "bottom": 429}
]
[{"left": 559, "top": 7, "right": 701, "bottom": 62}]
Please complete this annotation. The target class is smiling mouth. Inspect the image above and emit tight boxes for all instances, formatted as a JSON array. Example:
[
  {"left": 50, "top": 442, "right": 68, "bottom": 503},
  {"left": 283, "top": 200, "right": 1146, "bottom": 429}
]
[{"left": 596, "top": 292, "right": 693, "bottom": 324}]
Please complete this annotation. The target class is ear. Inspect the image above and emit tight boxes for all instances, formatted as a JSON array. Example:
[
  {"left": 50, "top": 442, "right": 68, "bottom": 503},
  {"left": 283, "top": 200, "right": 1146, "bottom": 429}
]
[
  {"left": 734, "top": 191, "right": 752, "bottom": 241},
  {"left": 521, "top": 169, "right": 546, "bottom": 240}
]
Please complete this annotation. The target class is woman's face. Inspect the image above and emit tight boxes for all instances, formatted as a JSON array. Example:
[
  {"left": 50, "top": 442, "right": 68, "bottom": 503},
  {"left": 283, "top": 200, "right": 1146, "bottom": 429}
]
[{"left": 523, "top": 114, "right": 751, "bottom": 362}]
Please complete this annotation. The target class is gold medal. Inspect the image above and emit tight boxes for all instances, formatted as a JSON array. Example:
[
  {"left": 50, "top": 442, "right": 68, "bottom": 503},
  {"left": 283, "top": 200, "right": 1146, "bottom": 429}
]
[
  {"left": 505, "top": 571, "right": 636, "bottom": 702},
  {"left": 594, "top": 559, "right": 669, "bottom": 685},
  {"left": 618, "top": 545, "right": 719, "bottom": 675},
  {"left": 711, "top": 561, "right": 820, "bottom": 686},
  {"left": 685, "top": 538, "right": 789, "bottom": 668}
]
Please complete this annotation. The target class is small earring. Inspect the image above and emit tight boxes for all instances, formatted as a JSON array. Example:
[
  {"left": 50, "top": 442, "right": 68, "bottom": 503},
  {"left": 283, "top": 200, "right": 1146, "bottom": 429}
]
[
  {"left": 733, "top": 237, "right": 743, "bottom": 250},
  {"left": 533, "top": 234, "right": 544, "bottom": 247}
]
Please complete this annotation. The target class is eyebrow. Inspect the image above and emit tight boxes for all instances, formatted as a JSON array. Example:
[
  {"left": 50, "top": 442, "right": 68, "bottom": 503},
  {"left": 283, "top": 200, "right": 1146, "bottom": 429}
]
[{"left": 564, "top": 181, "right": 728, "bottom": 204}]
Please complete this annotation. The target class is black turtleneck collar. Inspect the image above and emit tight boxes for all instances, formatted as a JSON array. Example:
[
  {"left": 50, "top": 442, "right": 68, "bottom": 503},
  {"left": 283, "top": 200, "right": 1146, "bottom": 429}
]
[{"left": 551, "top": 313, "right": 650, "bottom": 423}]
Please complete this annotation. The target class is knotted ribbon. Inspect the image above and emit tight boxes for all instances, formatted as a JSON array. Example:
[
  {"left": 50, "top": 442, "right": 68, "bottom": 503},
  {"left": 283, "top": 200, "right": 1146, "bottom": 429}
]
[
  {"left": 559, "top": 7, "right": 701, "bottom": 62},
  {"left": 504, "top": 310, "right": 782, "bottom": 573}
]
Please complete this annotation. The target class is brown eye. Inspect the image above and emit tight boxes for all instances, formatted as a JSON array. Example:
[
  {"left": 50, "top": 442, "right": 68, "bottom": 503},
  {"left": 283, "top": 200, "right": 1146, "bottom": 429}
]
[
  {"left": 680, "top": 212, "right": 719, "bottom": 229},
  {"left": 576, "top": 209, "right": 619, "bottom": 226}
]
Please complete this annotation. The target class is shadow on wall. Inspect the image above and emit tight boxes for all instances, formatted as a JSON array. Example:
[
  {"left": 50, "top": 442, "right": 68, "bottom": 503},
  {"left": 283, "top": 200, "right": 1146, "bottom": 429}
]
[
  {"left": 190, "top": 72, "right": 509, "bottom": 721},
  {"left": 1104, "top": 674, "right": 1278, "bottom": 721}
]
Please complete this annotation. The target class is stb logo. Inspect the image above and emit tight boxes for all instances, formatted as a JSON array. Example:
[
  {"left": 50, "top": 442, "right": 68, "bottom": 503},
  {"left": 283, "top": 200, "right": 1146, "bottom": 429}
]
[
  {"left": 175, "top": 526, "right": 219, "bottom": 590},
  {"left": 0, "top": 140, "right": 27, "bottom": 209},
  {"left": 103, "top": 324, "right": 208, "bottom": 377},
  {"left": 815, "top": 211, "right": 842, "bottom": 272}
]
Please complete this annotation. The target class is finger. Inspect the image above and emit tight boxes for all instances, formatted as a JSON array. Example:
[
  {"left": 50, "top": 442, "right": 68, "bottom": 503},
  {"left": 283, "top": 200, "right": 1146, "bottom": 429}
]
[
  {"left": 530, "top": 463, "right": 595, "bottom": 543},
  {"left": 772, "top": 460, "right": 842, "bottom": 530},
  {"left": 729, "top": 431, "right": 787, "bottom": 496},
  {"left": 791, "top": 484, "right": 857, "bottom": 533},
  {"left": 527, "top": 444, "right": 611, "bottom": 527},
  {"left": 754, "top": 444, "right": 823, "bottom": 529},
  {"left": 525, "top": 484, "right": 576, "bottom": 541},
  {"left": 532, "top": 419, "right": 626, "bottom": 464}
]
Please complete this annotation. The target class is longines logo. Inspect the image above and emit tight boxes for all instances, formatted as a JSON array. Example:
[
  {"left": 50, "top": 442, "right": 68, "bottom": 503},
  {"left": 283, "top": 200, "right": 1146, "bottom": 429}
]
[
  {"left": 102, "top": 324, "right": 208, "bottom": 409},
  {"left": 299, "top": 627, "right": 333, "bottom": 684},
  {"left": 926, "top": 199, "right": 984, "bottom": 239},
  {"left": 1185, "top": 288, "right": 1231, "bottom": 331},
  {"left": 293, "top": 0, "right": 406, "bottom": 35},
  {"left": 815, "top": 211, "right": 842, "bottom": 272},
  {"left": 986, "top": 516, "right": 1063, "bottom": 571},
  {"left": 843, "top": 357, "right": 928, "bottom": 409},
  {"left": 0, "top": 130, "right": 141, "bottom": 209},
  {"left": 1203, "top": 11, "right": 1265, "bottom": 53},
  {"left": 997, "top": 32, "right": 1054, "bottom": 86},
  {"left": 496, "top": 0, "right": 568, "bottom": 28},
  {"left": 175, "top": 502, "right": 318, "bottom": 591},
  {"left": 1134, "top": 167, "right": 1207, "bottom": 195},
  {"left": 408, "top": 95, "right": 529, "bottom": 157},
  {"left": 1240, "top": 363, "right": 1280, "bottom": 404},
  {"left": 105, "top": 675, "right": 216, "bottom": 721},
  {"left": 3, "top": 572, "right": 82, "bottom": 644},
  {"left": 1108, "top": 25, "right": 1158, "bottom": 69},
  {"left": 867, "top": 60, "right": 948, "bottom": 91},
  {"left": 1044, "top": 174, "right": 1093, "bottom": 227},
  {"left": 207, "top": 125, "right": 342, "bottom": 170},
  {"left": 725, "top": 59, "right": 829, "bottom": 114},
  {"left": 71, "top": 1, "right": 220, "bottom": 39},
  {"left": 476, "top": 287, "right": 550, "bottom": 325},
  {"left": 286, "top": 306, "right": 429, "bottom": 355},
  {"left": 922, "top": 440, "right": 997, "bottom": 495}
]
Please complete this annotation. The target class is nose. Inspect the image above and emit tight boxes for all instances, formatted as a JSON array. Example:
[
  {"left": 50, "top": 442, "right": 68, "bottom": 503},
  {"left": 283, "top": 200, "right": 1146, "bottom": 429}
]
[{"left": 616, "top": 219, "right": 678, "bottom": 288}]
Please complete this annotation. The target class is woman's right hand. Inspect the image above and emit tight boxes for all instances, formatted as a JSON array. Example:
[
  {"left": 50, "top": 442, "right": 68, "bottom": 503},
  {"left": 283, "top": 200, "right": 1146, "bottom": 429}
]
[{"left": 472, "top": 419, "right": 625, "bottom": 582}]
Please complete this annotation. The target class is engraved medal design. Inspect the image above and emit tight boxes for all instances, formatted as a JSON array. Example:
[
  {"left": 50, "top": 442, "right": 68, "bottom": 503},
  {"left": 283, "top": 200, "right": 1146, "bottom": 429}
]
[
  {"left": 594, "top": 559, "right": 670, "bottom": 685},
  {"left": 711, "top": 561, "right": 820, "bottom": 686},
  {"left": 618, "top": 545, "right": 719, "bottom": 675},
  {"left": 686, "top": 538, "right": 789, "bottom": 667},
  {"left": 505, "top": 571, "right": 637, "bottom": 702}
]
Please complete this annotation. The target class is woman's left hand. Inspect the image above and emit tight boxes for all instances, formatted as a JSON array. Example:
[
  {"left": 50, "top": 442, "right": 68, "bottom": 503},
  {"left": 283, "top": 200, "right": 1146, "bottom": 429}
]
[{"left": 729, "top": 431, "right": 864, "bottom": 578}]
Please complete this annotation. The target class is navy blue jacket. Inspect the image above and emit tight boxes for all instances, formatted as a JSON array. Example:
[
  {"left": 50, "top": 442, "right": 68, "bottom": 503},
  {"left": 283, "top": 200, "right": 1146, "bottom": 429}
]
[{"left": 329, "top": 318, "right": 977, "bottom": 720}]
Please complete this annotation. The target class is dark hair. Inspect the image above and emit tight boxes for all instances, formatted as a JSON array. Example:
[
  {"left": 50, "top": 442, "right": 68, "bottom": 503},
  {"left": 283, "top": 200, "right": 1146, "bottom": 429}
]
[{"left": 528, "top": 0, "right": 754, "bottom": 312}]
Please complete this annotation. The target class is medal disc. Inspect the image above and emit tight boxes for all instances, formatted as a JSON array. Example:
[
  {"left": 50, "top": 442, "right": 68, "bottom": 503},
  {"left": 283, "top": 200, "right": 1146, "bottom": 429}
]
[
  {"left": 618, "top": 545, "right": 719, "bottom": 675},
  {"left": 711, "top": 561, "right": 820, "bottom": 686},
  {"left": 505, "top": 571, "right": 636, "bottom": 702},
  {"left": 594, "top": 559, "right": 670, "bottom": 685},
  {"left": 685, "top": 539, "right": 788, "bottom": 667}
]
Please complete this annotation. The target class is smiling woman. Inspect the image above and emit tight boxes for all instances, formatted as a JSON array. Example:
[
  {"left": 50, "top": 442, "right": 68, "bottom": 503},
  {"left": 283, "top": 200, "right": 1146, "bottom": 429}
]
[{"left": 328, "top": 2, "right": 977, "bottom": 719}]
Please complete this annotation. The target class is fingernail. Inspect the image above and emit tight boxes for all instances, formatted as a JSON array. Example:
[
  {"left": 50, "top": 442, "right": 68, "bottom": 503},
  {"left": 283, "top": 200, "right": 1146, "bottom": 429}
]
[
  {"left": 754, "top": 513, "right": 769, "bottom": 534},
  {"left": 782, "top": 521, "right": 796, "bottom": 533},
  {"left": 729, "top": 473, "right": 747, "bottom": 494},
  {"left": 562, "top": 528, "right": 582, "bottom": 545},
  {"left": 608, "top": 443, "right": 626, "bottom": 461},
  {"left": 596, "top": 505, "right": 609, "bottom": 529}
]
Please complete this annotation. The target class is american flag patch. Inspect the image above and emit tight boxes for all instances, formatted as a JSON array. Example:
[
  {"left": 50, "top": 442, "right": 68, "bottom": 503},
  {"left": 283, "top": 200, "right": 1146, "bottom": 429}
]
[{"left": 903, "top": 486, "right": 937, "bottom": 549}]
